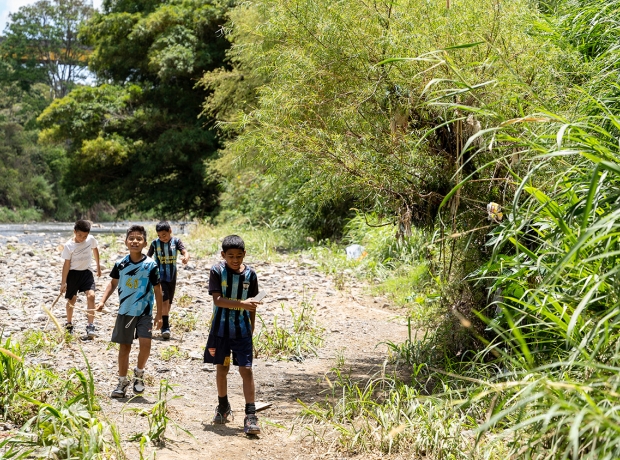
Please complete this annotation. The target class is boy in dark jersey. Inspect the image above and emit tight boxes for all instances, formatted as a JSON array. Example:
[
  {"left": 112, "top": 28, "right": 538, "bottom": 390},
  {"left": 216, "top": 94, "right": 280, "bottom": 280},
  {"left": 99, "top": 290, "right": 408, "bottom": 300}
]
[
  {"left": 96, "top": 225, "right": 163, "bottom": 398},
  {"left": 204, "top": 235, "right": 261, "bottom": 435},
  {"left": 147, "top": 221, "right": 190, "bottom": 340}
]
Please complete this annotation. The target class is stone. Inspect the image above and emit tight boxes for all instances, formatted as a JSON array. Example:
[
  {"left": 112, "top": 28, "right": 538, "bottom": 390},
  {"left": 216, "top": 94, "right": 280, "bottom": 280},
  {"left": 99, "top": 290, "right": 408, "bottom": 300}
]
[{"left": 189, "top": 351, "right": 203, "bottom": 360}]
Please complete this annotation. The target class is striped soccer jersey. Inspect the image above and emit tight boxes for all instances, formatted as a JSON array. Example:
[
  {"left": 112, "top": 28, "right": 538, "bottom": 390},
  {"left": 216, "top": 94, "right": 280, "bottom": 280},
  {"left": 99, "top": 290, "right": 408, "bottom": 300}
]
[
  {"left": 147, "top": 237, "right": 186, "bottom": 282},
  {"left": 110, "top": 255, "right": 160, "bottom": 316},
  {"left": 208, "top": 261, "right": 259, "bottom": 339}
]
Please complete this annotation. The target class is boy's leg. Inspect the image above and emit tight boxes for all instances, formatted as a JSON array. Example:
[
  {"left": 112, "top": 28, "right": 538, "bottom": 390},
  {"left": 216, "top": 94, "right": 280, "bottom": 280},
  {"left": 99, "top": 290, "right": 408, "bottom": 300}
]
[
  {"left": 132, "top": 337, "right": 152, "bottom": 394},
  {"left": 161, "top": 299, "right": 171, "bottom": 338},
  {"left": 65, "top": 295, "right": 77, "bottom": 323},
  {"left": 213, "top": 363, "right": 233, "bottom": 423},
  {"left": 232, "top": 336, "right": 260, "bottom": 435},
  {"left": 216, "top": 364, "right": 230, "bottom": 397},
  {"left": 160, "top": 279, "right": 174, "bottom": 338},
  {"left": 118, "top": 343, "right": 131, "bottom": 376},
  {"left": 238, "top": 366, "right": 256, "bottom": 403},
  {"left": 110, "top": 344, "right": 132, "bottom": 398},
  {"left": 137, "top": 337, "right": 151, "bottom": 369},
  {"left": 162, "top": 299, "right": 171, "bottom": 317},
  {"left": 85, "top": 290, "right": 96, "bottom": 324}
]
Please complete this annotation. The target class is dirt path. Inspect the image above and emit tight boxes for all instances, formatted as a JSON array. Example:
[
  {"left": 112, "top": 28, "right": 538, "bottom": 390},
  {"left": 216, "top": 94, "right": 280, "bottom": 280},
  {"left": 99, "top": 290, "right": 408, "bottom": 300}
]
[{"left": 0, "top": 236, "right": 408, "bottom": 459}]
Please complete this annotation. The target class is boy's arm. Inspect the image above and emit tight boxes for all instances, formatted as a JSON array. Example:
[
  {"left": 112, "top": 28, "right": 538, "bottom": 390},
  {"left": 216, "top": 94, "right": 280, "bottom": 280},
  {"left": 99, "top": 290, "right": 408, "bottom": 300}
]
[
  {"left": 211, "top": 293, "right": 259, "bottom": 312},
  {"left": 177, "top": 239, "right": 189, "bottom": 264},
  {"left": 96, "top": 279, "right": 119, "bottom": 310},
  {"left": 153, "top": 284, "right": 163, "bottom": 330},
  {"left": 93, "top": 247, "right": 102, "bottom": 277},
  {"left": 60, "top": 259, "right": 70, "bottom": 294}
]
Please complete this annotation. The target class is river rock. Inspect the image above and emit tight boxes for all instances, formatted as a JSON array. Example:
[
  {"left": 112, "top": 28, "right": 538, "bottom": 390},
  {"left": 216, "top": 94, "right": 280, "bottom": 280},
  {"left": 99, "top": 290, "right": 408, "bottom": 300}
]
[{"left": 189, "top": 351, "right": 203, "bottom": 360}]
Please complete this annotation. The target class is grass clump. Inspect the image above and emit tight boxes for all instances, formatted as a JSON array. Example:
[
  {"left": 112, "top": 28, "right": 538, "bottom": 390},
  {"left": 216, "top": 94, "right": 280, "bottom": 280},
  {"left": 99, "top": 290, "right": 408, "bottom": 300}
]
[
  {"left": 127, "top": 380, "right": 190, "bottom": 449},
  {"left": 169, "top": 309, "right": 201, "bottom": 333},
  {"left": 159, "top": 346, "right": 187, "bottom": 362},
  {"left": 300, "top": 359, "right": 508, "bottom": 458},
  {"left": 20, "top": 330, "right": 58, "bottom": 356},
  {"left": 254, "top": 300, "right": 324, "bottom": 361},
  {"left": 0, "top": 340, "right": 123, "bottom": 458}
]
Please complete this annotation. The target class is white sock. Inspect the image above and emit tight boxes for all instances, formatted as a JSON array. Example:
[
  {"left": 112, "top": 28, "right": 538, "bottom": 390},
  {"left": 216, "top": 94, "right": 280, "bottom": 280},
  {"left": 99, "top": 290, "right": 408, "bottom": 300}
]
[
  {"left": 135, "top": 368, "right": 144, "bottom": 373},
  {"left": 119, "top": 375, "right": 128, "bottom": 382}
]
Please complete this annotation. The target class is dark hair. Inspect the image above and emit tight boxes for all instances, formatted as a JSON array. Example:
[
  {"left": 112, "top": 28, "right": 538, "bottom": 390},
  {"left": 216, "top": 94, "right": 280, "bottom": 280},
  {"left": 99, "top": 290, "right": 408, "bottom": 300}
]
[
  {"left": 156, "top": 221, "right": 171, "bottom": 232},
  {"left": 126, "top": 225, "right": 147, "bottom": 240},
  {"left": 74, "top": 219, "right": 91, "bottom": 233},
  {"left": 222, "top": 235, "right": 245, "bottom": 252}
]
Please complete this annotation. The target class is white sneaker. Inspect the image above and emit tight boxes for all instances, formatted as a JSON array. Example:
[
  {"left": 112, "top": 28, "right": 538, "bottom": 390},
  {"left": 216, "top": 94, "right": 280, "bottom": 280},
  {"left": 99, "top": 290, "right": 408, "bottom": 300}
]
[
  {"left": 133, "top": 368, "right": 145, "bottom": 394},
  {"left": 111, "top": 377, "right": 129, "bottom": 398}
]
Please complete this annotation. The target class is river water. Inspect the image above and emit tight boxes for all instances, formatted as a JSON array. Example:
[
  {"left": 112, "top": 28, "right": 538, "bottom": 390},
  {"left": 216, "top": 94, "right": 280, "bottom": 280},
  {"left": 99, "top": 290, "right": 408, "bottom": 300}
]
[{"left": 0, "top": 221, "right": 193, "bottom": 245}]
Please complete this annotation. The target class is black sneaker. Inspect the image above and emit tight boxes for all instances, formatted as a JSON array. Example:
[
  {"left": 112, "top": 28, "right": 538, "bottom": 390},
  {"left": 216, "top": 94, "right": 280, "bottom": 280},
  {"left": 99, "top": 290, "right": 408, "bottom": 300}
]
[
  {"left": 65, "top": 323, "right": 74, "bottom": 334},
  {"left": 111, "top": 378, "right": 129, "bottom": 398},
  {"left": 244, "top": 414, "right": 260, "bottom": 435},
  {"left": 133, "top": 367, "right": 145, "bottom": 394},
  {"left": 212, "top": 404, "right": 233, "bottom": 424}
]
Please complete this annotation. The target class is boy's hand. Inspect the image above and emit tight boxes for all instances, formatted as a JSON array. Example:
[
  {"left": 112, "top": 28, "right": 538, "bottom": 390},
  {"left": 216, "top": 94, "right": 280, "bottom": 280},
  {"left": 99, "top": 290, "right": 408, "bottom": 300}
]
[
  {"left": 181, "top": 254, "right": 190, "bottom": 264},
  {"left": 60, "top": 283, "right": 66, "bottom": 294},
  {"left": 240, "top": 300, "right": 259, "bottom": 312},
  {"left": 96, "top": 267, "right": 102, "bottom": 277},
  {"left": 154, "top": 315, "right": 163, "bottom": 330},
  {"left": 96, "top": 301, "right": 105, "bottom": 312}
]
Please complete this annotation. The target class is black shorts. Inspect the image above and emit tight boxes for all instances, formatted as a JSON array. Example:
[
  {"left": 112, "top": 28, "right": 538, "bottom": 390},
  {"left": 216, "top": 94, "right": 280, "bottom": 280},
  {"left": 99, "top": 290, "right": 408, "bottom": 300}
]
[
  {"left": 203, "top": 334, "right": 253, "bottom": 367},
  {"left": 65, "top": 269, "right": 96, "bottom": 299},
  {"left": 111, "top": 314, "right": 153, "bottom": 344},
  {"left": 161, "top": 280, "right": 176, "bottom": 303}
]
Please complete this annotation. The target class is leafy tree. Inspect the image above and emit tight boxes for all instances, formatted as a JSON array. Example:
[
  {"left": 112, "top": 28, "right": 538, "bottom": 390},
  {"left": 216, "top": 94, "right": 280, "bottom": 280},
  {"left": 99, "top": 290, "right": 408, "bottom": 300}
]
[
  {"left": 204, "top": 0, "right": 583, "bottom": 236},
  {"left": 38, "top": 0, "right": 233, "bottom": 217},
  {"left": 0, "top": 121, "right": 60, "bottom": 213},
  {"left": 0, "top": 0, "right": 94, "bottom": 98}
]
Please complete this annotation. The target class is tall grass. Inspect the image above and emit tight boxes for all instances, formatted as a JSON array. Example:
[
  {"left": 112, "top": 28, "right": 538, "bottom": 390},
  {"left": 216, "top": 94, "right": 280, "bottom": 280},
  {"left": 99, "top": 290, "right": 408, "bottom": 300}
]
[
  {"left": 0, "top": 339, "right": 124, "bottom": 458},
  {"left": 254, "top": 299, "right": 324, "bottom": 360}
]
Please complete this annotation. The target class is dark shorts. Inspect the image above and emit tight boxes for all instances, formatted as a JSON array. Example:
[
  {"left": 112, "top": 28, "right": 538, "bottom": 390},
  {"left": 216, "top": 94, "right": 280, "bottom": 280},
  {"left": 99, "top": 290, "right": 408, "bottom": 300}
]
[
  {"left": 111, "top": 314, "right": 153, "bottom": 344},
  {"left": 203, "top": 334, "right": 253, "bottom": 367},
  {"left": 65, "top": 269, "right": 95, "bottom": 299},
  {"left": 161, "top": 280, "right": 176, "bottom": 303}
]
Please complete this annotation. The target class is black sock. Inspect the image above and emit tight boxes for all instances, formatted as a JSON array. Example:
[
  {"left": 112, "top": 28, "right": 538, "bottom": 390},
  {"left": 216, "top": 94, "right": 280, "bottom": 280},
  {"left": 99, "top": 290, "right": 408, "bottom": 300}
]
[
  {"left": 218, "top": 395, "right": 229, "bottom": 412},
  {"left": 162, "top": 315, "right": 169, "bottom": 329},
  {"left": 245, "top": 403, "right": 256, "bottom": 415}
]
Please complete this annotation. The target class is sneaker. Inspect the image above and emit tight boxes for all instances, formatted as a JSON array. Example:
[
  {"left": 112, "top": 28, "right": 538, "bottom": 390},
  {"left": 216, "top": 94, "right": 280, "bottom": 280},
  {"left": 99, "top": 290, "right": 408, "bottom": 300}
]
[
  {"left": 65, "top": 323, "right": 74, "bottom": 334},
  {"left": 244, "top": 414, "right": 260, "bottom": 435},
  {"left": 133, "top": 368, "right": 145, "bottom": 394},
  {"left": 161, "top": 328, "right": 171, "bottom": 340},
  {"left": 85, "top": 324, "right": 96, "bottom": 339},
  {"left": 212, "top": 404, "right": 233, "bottom": 424},
  {"left": 111, "top": 378, "right": 129, "bottom": 398}
]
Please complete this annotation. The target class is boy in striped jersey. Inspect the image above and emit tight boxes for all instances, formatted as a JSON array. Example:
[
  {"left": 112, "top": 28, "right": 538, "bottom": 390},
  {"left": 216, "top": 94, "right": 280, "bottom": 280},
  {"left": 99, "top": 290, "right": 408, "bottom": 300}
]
[
  {"left": 97, "top": 225, "right": 163, "bottom": 398},
  {"left": 147, "top": 221, "right": 190, "bottom": 340},
  {"left": 204, "top": 235, "right": 262, "bottom": 435}
]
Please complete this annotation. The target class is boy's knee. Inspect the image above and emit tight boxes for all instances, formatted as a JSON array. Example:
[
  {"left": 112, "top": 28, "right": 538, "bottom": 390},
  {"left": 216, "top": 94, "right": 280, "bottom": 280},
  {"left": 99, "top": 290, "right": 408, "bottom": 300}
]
[
  {"left": 86, "top": 291, "right": 95, "bottom": 300},
  {"left": 216, "top": 364, "right": 230, "bottom": 374},
  {"left": 239, "top": 365, "right": 253, "bottom": 377}
]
